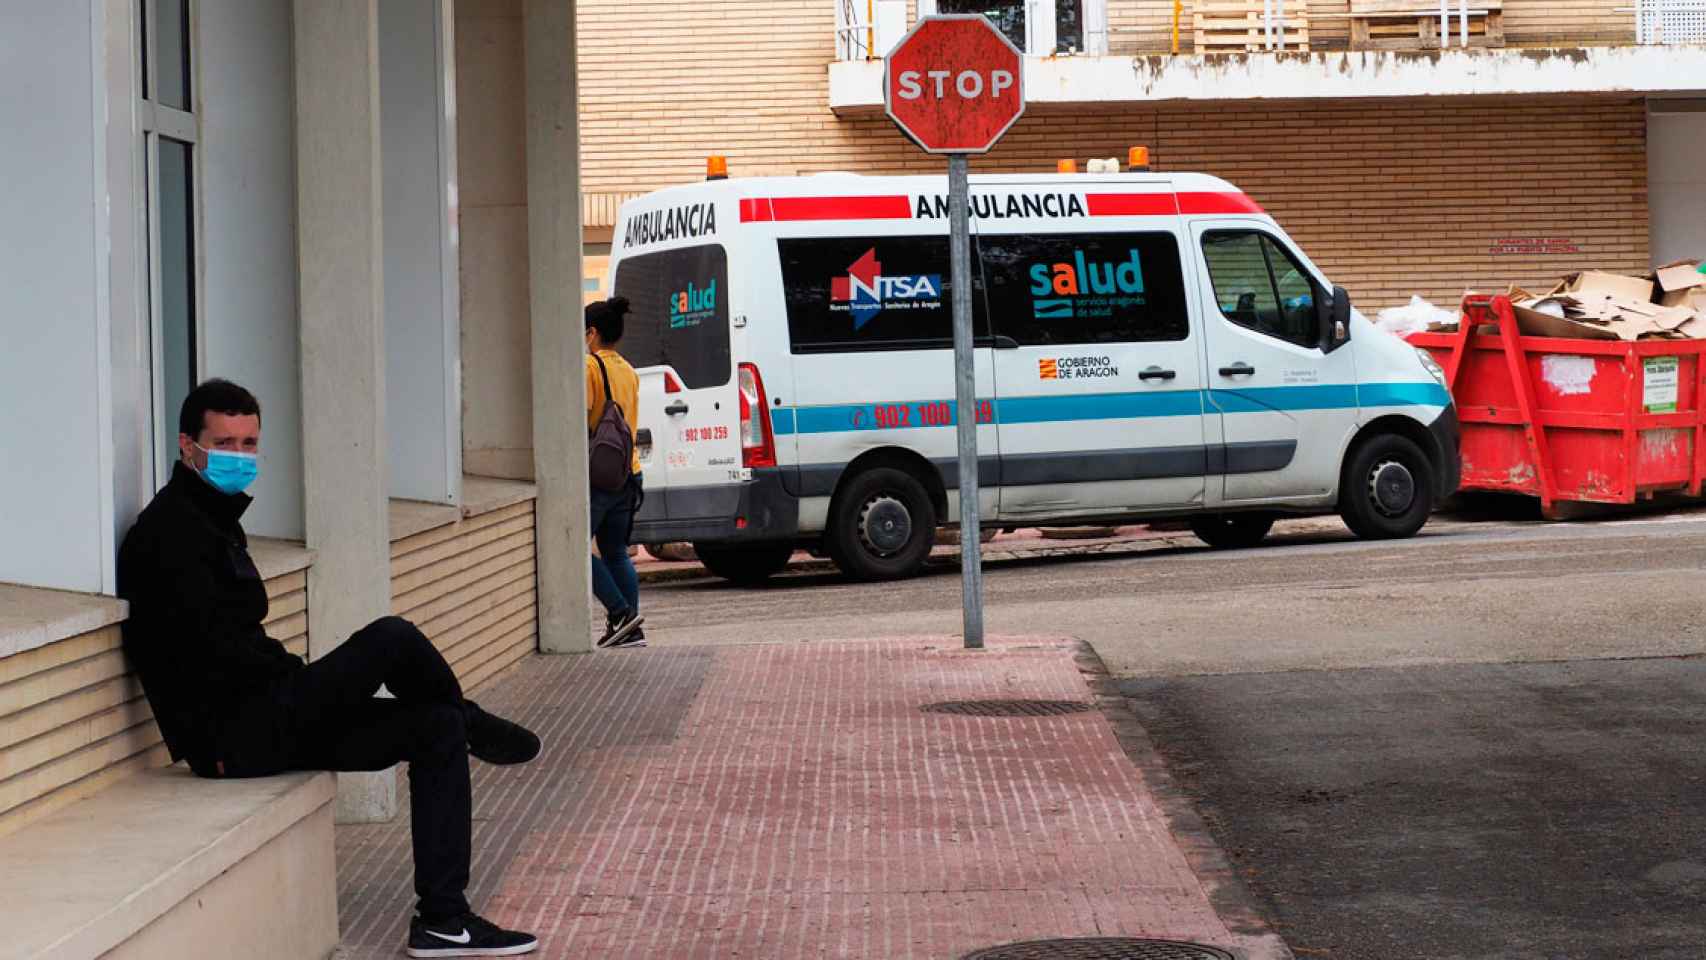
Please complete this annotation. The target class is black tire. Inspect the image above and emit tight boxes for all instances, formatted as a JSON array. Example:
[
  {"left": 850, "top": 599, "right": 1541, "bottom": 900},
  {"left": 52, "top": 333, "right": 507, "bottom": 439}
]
[
  {"left": 1189, "top": 513, "right": 1275, "bottom": 549},
  {"left": 1339, "top": 433, "right": 1436, "bottom": 540},
  {"left": 826, "top": 466, "right": 938, "bottom": 582},
  {"left": 693, "top": 541, "right": 795, "bottom": 586}
]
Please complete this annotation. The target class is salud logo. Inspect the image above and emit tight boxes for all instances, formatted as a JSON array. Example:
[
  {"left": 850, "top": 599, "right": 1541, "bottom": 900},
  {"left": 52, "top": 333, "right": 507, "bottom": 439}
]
[
  {"left": 830, "top": 248, "right": 942, "bottom": 330},
  {"left": 1029, "top": 248, "right": 1145, "bottom": 319},
  {"left": 669, "top": 280, "right": 716, "bottom": 329}
]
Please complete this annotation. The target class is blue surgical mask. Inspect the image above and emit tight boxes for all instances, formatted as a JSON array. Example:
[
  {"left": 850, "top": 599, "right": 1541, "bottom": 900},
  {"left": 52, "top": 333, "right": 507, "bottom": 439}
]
[{"left": 193, "top": 443, "right": 260, "bottom": 496}]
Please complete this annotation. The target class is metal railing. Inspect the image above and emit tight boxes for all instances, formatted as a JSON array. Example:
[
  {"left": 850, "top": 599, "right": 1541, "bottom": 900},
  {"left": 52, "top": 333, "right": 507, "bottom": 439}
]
[{"left": 1636, "top": 0, "right": 1706, "bottom": 42}]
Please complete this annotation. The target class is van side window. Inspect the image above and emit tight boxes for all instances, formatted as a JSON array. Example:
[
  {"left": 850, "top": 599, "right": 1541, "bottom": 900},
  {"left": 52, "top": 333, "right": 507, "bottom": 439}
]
[
  {"left": 611, "top": 244, "right": 732, "bottom": 388},
  {"left": 778, "top": 235, "right": 988, "bottom": 353},
  {"left": 1201, "top": 231, "right": 1321, "bottom": 349},
  {"left": 978, "top": 232, "right": 1189, "bottom": 346}
]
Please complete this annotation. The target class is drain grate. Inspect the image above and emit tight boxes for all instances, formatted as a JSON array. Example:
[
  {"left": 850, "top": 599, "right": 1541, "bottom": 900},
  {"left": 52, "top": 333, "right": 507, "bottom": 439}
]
[
  {"left": 922, "top": 699, "right": 1093, "bottom": 718},
  {"left": 961, "top": 938, "right": 1236, "bottom": 960}
]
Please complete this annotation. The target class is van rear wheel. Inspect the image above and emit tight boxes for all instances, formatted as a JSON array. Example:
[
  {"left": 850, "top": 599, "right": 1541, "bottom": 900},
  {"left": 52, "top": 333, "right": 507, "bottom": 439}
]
[
  {"left": 1189, "top": 514, "right": 1275, "bottom": 550},
  {"left": 694, "top": 542, "right": 795, "bottom": 586},
  {"left": 827, "top": 467, "right": 938, "bottom": 582},
  {"left": 1340, "top": 433, "right": 1435, "bottom": 539}
]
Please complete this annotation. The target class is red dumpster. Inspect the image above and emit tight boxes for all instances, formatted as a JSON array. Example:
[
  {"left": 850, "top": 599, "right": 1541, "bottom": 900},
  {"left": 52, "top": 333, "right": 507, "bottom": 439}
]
[{"left": 1408, "top": 294, "right": 1706, "bottom": 517}]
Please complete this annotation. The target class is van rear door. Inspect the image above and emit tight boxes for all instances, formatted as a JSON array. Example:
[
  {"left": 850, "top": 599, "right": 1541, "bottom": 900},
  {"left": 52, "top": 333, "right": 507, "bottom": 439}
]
[{"left": 611, "top": 243, "right": 741, "bottom": 523}]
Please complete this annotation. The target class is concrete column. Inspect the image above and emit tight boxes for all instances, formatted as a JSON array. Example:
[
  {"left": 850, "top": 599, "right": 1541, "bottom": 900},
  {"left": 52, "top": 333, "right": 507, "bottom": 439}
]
[
  {"left": 294, "top": 0, "right": 396, "bottom": 822},
  {"left": 524, "top": 0, "right": 593, "bottom": 654}
]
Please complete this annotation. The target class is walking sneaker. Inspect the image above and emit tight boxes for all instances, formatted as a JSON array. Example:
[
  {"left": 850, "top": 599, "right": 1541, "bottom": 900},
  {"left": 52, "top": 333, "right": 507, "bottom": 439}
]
[
  {"left": 407, "top": 912, "right": 538, "bottom": 957},
  {"left": 464, "top": 700, "right": 541, "bottom": 766},
  {"left": 596, "top": 609, "right": 644, "bottom": 648},
  {"left": 609, "top": 624, "right": 647, "bottom": 649}
]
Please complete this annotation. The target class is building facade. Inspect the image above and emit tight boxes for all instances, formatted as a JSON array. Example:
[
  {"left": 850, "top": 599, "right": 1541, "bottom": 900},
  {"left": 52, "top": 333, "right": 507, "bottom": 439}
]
[{"left": 572, "top": 0, "right": 1706, "bottom": 311}]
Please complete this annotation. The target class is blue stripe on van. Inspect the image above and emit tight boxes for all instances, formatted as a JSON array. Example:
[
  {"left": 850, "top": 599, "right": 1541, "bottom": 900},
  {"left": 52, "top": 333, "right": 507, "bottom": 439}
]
[
  {"left": 1359, "top": 381, "right": 1451, "bottom": 408},
  {"left": 768, "top": 383, "right": 1446, "bottom": 437}
]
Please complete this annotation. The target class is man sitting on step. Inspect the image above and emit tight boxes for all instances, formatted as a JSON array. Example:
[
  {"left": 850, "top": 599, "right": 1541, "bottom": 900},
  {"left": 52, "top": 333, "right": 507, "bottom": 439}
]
[{"left": 118, "top": 379, "right": 542, "bottom": 959}]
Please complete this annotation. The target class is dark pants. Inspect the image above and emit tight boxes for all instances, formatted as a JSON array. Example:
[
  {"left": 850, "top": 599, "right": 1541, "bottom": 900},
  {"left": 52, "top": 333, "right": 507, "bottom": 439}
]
[
  {"left": 590, "top": 475, "right": 641, "bottom": 617},
  {"left": 214, "top": 616, "right": 471, "bottom": 921}
]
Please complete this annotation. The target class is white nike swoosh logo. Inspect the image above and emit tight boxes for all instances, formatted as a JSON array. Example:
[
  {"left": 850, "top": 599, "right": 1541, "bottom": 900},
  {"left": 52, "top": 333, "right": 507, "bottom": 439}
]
[{"left": 427, "top": 928, "right": 472, "bottom": 945}]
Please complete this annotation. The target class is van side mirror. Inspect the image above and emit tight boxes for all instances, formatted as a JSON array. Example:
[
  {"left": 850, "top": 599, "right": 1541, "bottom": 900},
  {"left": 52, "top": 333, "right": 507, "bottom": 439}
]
[{"left": 1319, "top": 284, "right": 1352, "bottom": 353}]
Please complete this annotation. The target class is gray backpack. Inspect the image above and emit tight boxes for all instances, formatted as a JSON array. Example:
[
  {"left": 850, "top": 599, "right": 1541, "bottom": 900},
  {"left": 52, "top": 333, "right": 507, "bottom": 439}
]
[{"left": 588, "top": 354, "right": 634, "bottom": 492}]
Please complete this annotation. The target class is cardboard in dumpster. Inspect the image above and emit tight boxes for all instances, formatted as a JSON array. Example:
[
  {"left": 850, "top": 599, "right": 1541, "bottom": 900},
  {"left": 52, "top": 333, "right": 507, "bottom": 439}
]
[
  {"left": 1566, "top": 270, "right": 1656, "bottom": 304},
  {"left": 1504, "top": 285, "right": 1620, "bottom": 340},
  {"left": 1652, "top": 260, "right": 1706, "bottom": 307}
]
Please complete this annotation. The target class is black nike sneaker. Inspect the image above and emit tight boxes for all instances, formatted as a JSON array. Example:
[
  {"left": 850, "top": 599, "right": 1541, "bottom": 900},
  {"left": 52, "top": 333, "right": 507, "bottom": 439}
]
[
  {"left": 407, "top": 912, "right": 538, "bottom": 957},
  {"left": 464, "top": 700, "right": 541, "bottom": 766},
  {"left": 596, "top": 608, "right": 644, "bottom": 648}
]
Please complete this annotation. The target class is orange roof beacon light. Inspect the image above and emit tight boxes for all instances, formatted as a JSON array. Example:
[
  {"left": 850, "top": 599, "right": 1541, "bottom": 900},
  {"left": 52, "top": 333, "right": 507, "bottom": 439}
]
[
  {"left": 706, "top": 155, "right": 729, "bottom": 181},
  {"left": 1128, "top": 146, "right": 1151, "bottom": 172},
  {"left": 1056, "top": 158, "right": 1078, "bottom": 174}
]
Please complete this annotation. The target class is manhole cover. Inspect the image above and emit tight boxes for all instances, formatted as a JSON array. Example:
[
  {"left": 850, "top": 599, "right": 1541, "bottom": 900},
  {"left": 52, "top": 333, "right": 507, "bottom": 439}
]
[
  {"left": 921, "top": 699, "right": 1093, "bottom": 717},
  {"left": 961, "top": 938, "right": 1236, "bottom": 960}
]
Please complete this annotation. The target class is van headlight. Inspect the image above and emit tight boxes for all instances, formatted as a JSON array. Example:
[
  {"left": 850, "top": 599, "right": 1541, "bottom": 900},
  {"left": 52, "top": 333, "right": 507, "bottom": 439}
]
[{"left": 1415, "top": 347, "right": 1447, "bottom": 387}]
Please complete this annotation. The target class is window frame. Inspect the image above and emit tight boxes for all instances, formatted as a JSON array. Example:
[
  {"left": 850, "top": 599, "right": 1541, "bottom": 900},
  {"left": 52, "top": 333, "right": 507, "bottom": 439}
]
[
  {"left": 138, "top": 0, "right": 204, "bottom": 486},
  {"left": 917, "top": 0, "right": 1109, "bottom": 55},
  {"left": 1201, "top": 229, "right": 1324, "bottom": 351}
]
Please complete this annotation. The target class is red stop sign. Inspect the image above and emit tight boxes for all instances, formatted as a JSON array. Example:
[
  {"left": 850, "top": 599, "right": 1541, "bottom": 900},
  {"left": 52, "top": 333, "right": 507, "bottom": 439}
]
[{"left": 885, "top": 15, "right": 1025, "bottom": 155}]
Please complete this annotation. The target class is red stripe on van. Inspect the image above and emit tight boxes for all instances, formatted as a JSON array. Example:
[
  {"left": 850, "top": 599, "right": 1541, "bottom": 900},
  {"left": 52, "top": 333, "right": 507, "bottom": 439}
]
[
  {"left": 1085, "top": 193, "right": 1180, "bottom": 217},
  {"left": 1176, "top": 191, "right": 1265, "bottom": 215},
  {"left": 766, "top": 195, "right": 914, "bottom": 222},
  {"left": 739, "top": 198, "right": 774, "bottom": 222}
]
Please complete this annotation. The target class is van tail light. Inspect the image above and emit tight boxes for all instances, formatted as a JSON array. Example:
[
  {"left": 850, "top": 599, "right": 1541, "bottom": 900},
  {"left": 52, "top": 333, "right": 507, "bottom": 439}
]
[
  {"left": 663, "top": 371, "right": 684, "bottom": 394},
  {"left": 738, "top": 362, "right": 777, "bottom": 469}
]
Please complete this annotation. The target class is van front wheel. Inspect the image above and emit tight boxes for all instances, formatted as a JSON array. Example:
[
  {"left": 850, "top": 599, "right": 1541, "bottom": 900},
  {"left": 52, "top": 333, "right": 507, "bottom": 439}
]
[
  {"left": 827, "top": 467, "right": 938, "bottom": 582},
  {"left": 1340, "top": 433, "right": 1435, "bottom": 539},
  {"left": 694, "top": 542, "right": 796, "bottom": 586}
]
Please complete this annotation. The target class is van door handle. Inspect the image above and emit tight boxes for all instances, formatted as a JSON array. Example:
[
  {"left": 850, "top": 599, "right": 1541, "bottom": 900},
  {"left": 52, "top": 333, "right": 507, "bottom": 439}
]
[
  {"left": 1138, "top": 367, "right": 1177, "bottom": 382},
  {"left": 664, "top": 400, "right": 690, "bottom": 417},
  {"left": 1218, "top": 363, "right": 1256, "bottom": 377}
]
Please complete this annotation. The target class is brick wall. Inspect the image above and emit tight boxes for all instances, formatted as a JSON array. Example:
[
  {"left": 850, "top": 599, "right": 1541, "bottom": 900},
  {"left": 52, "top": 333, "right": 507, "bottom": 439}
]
[
  {"left": 0, "top": 574, "right": 307, "bottom": 840},
  {"left": 573, "top": 75, "right": 1647, "bottom": 310}
]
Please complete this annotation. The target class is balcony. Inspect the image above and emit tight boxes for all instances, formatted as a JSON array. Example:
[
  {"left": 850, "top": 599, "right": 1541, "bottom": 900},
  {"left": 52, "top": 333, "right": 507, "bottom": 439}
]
[{"left": 830, "top": 0, "right": 1706, "bottom": 112}]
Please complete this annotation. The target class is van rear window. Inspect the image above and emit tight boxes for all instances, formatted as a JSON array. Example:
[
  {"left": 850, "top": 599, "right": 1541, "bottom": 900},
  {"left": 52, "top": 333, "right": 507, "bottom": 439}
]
[
  {"left": 610, "top": 245, "right": 731, "bottom": 389},
  {"left": 779, "top": 235, "right": 989, "bottom": 353}
]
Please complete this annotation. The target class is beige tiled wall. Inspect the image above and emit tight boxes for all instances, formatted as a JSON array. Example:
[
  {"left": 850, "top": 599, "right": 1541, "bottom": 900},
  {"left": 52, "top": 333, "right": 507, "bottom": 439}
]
[
  {"left": 0, "top": 574, "right": 308, "bottom": 840},
  {"left": 390, "top": 499, "right": 538, "bottom": 693}
]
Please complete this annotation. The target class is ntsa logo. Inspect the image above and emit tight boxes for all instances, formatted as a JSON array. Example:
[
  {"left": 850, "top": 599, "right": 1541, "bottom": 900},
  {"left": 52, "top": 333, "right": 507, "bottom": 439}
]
[{"left": 830, "top": 248, "right": 941, "bottom": 330}]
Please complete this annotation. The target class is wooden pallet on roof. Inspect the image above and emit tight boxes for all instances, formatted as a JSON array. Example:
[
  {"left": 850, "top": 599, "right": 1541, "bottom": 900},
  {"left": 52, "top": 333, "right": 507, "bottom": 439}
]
[{"left": 1193, "top": 0, "right": 1311, "bottom": 52}]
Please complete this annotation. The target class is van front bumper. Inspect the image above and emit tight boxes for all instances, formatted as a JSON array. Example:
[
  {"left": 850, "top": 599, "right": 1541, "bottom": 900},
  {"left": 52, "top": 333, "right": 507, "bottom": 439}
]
[
  {"left": 1429, "top": 404, "right": 1462, "bottom": 502},
  {"left": 632, "top": 468, "right": 801, "bottom": 546}
]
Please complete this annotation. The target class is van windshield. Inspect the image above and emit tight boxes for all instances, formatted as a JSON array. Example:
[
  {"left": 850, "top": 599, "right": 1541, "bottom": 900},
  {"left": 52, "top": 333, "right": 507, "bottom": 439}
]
[{"left": 610, "top": 244, "right": 731, "bottom": 389}]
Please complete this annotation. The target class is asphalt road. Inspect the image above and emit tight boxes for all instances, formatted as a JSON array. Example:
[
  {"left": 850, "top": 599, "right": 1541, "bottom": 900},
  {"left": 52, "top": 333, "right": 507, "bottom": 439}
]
[
  {"left": 639, "top": 506, "right": 1706, "bottom": 677},
  {"left": 1123, "top": 660, "right": 1706, "bottom": 960}
]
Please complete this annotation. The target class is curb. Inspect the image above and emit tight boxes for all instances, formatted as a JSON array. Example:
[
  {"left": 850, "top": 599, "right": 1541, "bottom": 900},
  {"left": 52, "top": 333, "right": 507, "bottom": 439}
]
[
  {"left": 1070, "top": 639, "right": 1296, "bottom": 960},
  {"left": 634, "top": 534, "right": 1198, "bottom": 585}
]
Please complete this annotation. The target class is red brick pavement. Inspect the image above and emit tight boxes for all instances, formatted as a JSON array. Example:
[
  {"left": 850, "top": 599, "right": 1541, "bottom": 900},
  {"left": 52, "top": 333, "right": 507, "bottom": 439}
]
[{"left": 334, "top": 639, "right": 1289, "bottom": 959}]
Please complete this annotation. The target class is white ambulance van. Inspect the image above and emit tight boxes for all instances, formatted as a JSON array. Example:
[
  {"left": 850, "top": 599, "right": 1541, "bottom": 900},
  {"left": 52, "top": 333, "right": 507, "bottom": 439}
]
[{"left": 608, "top": 168, "right": 1460, "bottom": 583}]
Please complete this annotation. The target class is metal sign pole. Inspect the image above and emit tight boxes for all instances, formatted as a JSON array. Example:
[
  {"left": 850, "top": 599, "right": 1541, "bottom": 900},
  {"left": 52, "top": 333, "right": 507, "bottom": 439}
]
[{"left": 948, "top": 153, "right": 985, "bottom": 650}]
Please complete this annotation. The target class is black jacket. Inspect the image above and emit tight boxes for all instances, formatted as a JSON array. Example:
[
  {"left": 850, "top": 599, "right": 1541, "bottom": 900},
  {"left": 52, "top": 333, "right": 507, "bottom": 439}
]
[{"left": 117, "top": 462, "right": 304, "bottom": 772}]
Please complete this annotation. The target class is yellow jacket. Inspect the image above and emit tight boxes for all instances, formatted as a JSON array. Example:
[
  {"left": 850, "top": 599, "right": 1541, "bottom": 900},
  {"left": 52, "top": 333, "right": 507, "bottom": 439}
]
[{"left": 586, "top": 349, "right": 642, "bottom": 476}]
